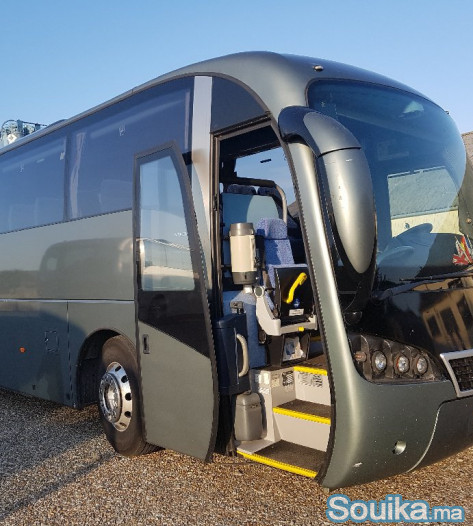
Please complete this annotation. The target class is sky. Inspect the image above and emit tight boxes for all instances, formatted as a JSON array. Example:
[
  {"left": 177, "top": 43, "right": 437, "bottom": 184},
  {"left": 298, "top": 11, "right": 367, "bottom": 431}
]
[{"left": 2, "top": 1, "right": 472, "bottom": 134}]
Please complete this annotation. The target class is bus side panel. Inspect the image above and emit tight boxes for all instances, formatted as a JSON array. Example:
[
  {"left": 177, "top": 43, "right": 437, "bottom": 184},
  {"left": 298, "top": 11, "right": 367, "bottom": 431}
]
[
  {"left": 0, "top": 213, "right": 134, "bottom": 301},
  {"left": 0, "top": 212, "right": 134, "bottom": 404},
  {"left": 0, "top": 301, "right": 68, "bottom": 404}
]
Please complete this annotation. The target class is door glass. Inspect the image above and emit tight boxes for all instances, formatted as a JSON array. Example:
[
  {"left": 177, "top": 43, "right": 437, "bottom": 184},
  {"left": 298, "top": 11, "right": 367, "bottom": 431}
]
[
  {"left": 139, "top": 156, "right": 194, "bottom": 291},
  {"left": 137, "top": 146, "right": 212, "bottom": 354}
]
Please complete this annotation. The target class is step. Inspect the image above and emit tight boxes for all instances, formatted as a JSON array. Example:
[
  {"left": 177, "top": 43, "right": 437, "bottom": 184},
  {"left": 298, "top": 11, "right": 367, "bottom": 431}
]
[
  {"left": 293, "top": 360, "right": 331, "bottom": 405},
  {"left": 273, "top": 400, "right": 331, "bottom": 451},
  {"left": 301, "top": 353, "right": 327, "bottom": 371},
  {"left": 274, "top": 399, "right": 331, "bottom": 424},
  {"left": 237, "top": 440, "right": 325, "bottom": 479}
]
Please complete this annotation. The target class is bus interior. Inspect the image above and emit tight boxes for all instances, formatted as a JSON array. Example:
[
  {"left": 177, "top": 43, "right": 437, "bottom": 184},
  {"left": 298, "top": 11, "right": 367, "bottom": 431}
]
[{"left": 215, "top": 124, "right": 331, "bottom": 477}]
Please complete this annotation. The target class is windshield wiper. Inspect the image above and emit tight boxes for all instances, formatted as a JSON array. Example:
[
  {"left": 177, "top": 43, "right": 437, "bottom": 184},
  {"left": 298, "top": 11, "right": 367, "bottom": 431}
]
[
  {"left": 399, "top": 268, "right": 473, "bottom": 282},
  {"left": 372, "top": 268, "right": 473, "bottom": 301}
]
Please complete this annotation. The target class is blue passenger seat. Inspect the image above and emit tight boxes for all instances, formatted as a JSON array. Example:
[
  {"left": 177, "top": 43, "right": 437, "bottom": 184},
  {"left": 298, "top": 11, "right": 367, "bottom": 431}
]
[
  {"left": 255, "top": 217, "right": 297, "bottom": 286},
  {"left": 255, "top": 217, "right": 315, "bottom": 328},
  {"left": 254, "top": 217, "right": 316, "bottom": 365}
]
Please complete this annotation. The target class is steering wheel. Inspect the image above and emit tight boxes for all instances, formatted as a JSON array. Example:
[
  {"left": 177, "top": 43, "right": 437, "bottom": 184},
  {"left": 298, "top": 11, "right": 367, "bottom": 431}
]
[
  {"left": 377, "top": 223, "right": 433, "bottom": 266},
  {"left": 395, "top": 223, "right": 433, "bottom": 242}
]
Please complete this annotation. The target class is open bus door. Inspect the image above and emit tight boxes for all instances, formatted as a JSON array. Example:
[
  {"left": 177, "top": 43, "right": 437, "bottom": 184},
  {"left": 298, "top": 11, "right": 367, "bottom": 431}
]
[{"left": 134, "top": 143, "right": 218, "bottom": 460}]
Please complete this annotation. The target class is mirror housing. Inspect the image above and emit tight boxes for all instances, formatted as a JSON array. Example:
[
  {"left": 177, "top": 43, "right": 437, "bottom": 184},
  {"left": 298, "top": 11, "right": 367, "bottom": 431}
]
[{"left": 279, "top": 106, "right": 376, "bottom": 276}]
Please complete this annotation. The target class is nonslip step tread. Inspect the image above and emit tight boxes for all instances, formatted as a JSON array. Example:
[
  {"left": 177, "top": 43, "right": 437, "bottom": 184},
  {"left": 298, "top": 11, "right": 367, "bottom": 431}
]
[
  {"left": 295, "top": 355, "right": 328, "bottom": 375},
  {"left": 294, "top": 365, "right": 327, "bottom": 376},
  {"left": 276, "top": 399, "right": 332, "bottom": 421},
  {"left": 238, "top": 440, "right": 324, "bottom": 478}
]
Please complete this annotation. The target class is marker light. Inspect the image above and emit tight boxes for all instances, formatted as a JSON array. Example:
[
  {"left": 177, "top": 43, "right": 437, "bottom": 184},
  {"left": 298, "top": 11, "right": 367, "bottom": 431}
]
[
  {"left": 350, "top": 334, "right": 441, "bottom": 383},
  {"left": 415, "top": 356, "right": 428, "bottom": 375},
  {"left": 372, "top": 351, "right": 387, "bottom": 372},
  {"left": 395, "top": 354, "right": 410, "bottom": 374}
]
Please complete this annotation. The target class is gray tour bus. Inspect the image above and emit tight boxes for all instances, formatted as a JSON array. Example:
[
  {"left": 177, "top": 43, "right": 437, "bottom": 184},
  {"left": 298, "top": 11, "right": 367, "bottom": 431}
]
[{"left": 1, "top": 52, "right": 473, "bottom": 489}]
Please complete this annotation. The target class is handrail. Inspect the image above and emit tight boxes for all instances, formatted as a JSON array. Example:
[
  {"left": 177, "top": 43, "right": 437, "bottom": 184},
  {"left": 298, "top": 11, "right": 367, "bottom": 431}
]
[{"left": 236, "top": 333, "right": 249, "bottom": 377}]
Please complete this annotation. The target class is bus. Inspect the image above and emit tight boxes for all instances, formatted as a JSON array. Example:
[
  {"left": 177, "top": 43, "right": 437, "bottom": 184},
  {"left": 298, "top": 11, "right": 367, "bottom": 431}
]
[{"left": 1, "top": 51, "right": 472, "bottom": 489}]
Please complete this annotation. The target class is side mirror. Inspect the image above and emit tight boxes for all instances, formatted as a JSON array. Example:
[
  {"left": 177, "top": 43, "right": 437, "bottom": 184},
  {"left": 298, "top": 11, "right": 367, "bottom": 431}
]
[{"left": 279, "top": 107, "right": 376, "bottom": 276}]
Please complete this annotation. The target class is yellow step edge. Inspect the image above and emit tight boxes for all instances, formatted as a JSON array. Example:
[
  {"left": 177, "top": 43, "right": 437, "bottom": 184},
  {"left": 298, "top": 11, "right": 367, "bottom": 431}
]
[
  {"left": 237, "top": 450, "right": 318, "bottom": 478},
  {"left": 273, "top": 406, "right": 331, "bottom": 425},
  {"left": 294, "top": 365, "right": 327, "bottom": 376}
]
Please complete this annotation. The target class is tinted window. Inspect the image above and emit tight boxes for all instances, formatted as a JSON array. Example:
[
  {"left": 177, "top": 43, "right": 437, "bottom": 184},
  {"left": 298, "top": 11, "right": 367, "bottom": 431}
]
[
  {"left": 69, "top": 81, "right": 192, "bottom": 218},
  {"left": 139, "top": 155, "right": 194, "bottom": 291},
  {"left": 211, "top": 77, "right": 265, "bottom": 132},
  {"left": 308, "top": 80, "right": 470, "bottom": 287},
  {"left": 0, "top": 137, "right": 66, "bottom": 232},
  {"left": 136, "top": 147, "right": 211, "bottom": 354}
]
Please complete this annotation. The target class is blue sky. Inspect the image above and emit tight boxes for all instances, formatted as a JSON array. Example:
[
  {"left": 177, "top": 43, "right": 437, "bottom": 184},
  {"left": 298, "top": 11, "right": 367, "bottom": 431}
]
[{"left": 2, "top": 1, "right": 472, "bottom": 133}]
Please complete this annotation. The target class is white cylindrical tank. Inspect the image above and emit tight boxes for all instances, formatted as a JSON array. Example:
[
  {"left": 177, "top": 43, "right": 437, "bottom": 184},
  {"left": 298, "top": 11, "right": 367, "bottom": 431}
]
[{"left": 229, "top": 222, "right": 257, "bottom": 285}]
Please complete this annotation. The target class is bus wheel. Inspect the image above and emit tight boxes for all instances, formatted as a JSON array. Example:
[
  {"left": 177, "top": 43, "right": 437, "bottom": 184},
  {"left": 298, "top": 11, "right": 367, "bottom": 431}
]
[{"left": 98, "top": 335, "right": 158, "bottom": 456}]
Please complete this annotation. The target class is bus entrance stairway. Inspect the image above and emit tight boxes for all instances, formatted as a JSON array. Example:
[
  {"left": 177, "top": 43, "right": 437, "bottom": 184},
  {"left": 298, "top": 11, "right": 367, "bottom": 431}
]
[{"left": 236, "top": 354, "right": 331, "bottom": 478}]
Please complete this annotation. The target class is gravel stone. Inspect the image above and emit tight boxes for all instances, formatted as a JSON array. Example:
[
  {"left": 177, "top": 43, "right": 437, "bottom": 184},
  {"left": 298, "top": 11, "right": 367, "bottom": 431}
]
[{"left": 1, "top": 388, "right": 472, "bottom": 525}]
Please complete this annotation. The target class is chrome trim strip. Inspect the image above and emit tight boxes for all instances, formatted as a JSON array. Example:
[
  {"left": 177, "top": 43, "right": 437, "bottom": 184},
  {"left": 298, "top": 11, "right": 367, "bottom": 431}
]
[{"left": 440, "top": 349, "right": 473, "bottom": 398}]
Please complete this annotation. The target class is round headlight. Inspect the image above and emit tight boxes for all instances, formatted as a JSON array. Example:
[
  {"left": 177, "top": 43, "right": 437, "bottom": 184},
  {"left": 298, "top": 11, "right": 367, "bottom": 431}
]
[
  {"left": 372, "top": 351, "right": 387, "bottom": 372},
  {"left": 415, "top": 356, "right": 428, "bottom": 375},
  {"left": 395, "top": 354, "right": 410, "bottom": 374}
]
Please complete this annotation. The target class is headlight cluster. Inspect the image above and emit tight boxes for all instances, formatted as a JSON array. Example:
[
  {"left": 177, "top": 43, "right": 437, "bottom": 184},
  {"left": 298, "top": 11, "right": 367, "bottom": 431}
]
[{"left": 350, "top": 334, "right": 441, "bottom": 382}]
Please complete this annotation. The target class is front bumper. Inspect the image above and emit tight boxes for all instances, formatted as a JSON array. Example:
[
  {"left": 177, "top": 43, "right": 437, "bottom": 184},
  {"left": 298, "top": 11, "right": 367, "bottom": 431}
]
[{"left": 416, "top": 395, "right": 473, "bottom": 469}]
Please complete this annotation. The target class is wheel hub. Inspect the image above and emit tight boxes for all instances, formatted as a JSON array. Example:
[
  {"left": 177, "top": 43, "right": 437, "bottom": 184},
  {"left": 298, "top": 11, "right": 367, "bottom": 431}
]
[{"left": 99, "top": 361, "right": 133, "bottom": 431}]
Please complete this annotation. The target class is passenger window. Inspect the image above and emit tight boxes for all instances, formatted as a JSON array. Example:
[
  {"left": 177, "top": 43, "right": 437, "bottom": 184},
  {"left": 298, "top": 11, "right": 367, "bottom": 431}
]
[
  {"left": 69, "top": 82, "right": 192, "bottom": 219},
  {"left": 0, "top": 138, "right": 65, "bottom": 232}
]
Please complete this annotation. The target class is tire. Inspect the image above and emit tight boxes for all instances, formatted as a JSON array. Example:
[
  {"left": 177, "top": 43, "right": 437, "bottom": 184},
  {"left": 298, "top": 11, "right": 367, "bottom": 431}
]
[{"left": 98, "top": 335, "right": 158, "bottom": 456}]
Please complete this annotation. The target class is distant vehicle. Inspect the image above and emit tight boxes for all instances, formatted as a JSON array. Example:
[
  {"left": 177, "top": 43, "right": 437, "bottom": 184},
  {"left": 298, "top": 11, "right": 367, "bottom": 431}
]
[{"left": 1, "top": 52, "right": 472, "bottom": 489}]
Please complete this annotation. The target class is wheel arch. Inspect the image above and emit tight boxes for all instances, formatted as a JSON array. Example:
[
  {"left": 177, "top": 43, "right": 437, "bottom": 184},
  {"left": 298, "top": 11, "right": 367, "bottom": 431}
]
[{"left": 76, "top": 328, "right": 135, "bottom": 408}]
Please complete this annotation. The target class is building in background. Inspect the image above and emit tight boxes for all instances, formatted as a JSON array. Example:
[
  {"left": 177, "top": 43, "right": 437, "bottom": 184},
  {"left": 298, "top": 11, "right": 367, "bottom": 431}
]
[{"left": 464, "top": 131, "right": 473, "bottom": 162}]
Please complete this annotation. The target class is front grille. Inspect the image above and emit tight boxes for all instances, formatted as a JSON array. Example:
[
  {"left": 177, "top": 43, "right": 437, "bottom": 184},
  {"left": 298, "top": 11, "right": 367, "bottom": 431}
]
[
  {"left": 449, "top": 357, "right": 473, "bottom": 391},
  {"left": 441, "top": 350, "right": 473, "bottom": 397}
]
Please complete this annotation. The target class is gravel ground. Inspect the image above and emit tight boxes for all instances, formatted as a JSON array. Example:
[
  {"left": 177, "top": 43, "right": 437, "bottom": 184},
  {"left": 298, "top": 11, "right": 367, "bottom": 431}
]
[{"left": 1, "top": 388, "right": 472, "bottom": 526}]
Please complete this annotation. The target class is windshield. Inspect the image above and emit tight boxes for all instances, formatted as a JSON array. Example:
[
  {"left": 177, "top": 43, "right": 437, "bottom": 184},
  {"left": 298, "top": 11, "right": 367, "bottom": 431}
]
[{"left": 308, "top": 80, "right": 473, "bottom": 290}]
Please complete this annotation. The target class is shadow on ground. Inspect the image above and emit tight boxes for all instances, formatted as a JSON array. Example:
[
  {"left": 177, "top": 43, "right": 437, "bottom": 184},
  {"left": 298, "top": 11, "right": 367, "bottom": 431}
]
[{"left": 0, "top": 389, "right": 114, "bottom": 521}]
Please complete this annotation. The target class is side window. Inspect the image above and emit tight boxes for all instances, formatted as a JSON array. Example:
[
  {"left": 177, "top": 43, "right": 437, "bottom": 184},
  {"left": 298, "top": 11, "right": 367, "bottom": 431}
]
[
  {"left": 69, "top": 82, "right": 192, "bottom": 219},
  {"left": 139, "top": 154, "right": 194, "bottom": 291},
  {"left": 0, "top": 138, "right": 65, "bottom": 233},
  {"left": 211, "top": 77, "right": 266, "bottom": 132},
  {"left": 234, "top": 146, "right": 295, "bottom": 206},
  {"left": 218, "top": 126, "right": 300, "bottom": 230}
]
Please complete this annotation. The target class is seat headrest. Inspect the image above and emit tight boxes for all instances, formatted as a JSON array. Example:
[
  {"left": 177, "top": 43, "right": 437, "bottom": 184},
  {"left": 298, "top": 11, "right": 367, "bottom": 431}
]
[
  {"left": 256, "top": 218, "right": 287, "bottom": 240},
  {"left": 227, "top": 184, "right": 256, "bottom": 195},
  {"left": 257, "top": 187, "right": 278, "bottom": 197}
]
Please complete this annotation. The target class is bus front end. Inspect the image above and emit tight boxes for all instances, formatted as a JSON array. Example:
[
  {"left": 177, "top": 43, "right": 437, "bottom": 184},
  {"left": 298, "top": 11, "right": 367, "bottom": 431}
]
[{"left": 282, "top": 78, "right": 473, "bottom": 488}]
